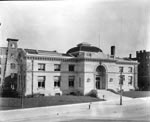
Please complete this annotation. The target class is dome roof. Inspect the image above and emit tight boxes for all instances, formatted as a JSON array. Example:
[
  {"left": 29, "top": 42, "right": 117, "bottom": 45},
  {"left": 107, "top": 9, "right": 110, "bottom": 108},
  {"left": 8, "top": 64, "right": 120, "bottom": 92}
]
[{"left": 67, "top": 42, "right": 102, "bottom": 54}]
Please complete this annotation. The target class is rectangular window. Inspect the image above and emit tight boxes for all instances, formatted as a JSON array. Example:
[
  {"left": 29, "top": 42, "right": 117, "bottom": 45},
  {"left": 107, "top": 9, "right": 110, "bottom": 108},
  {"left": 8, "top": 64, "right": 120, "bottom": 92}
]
[
  {"left": 54, "top": 76, "right": 61, "bottom": 88},
  {"left": 54, "top": 64, "right": 61, "bottom": 71},
  {"left": 69, "top": 64, "right": 75, "bottom": 72},
  {"left": 79, "top": 77, "right": 81, "bottom": 87},
  {"left": 119, "top": 67, "right": 123, "bottom": 73},
  {"left": 10, "top": 63, "right": 16, "bottom": 69},
  {"left": 119, "top": 75, "right": 125, "bottom": 85},
  {"left": 38, "top": 63, "right": 45, "bottom": 71},
  {"left": 109, "top": 78, "right": 113, "bottom": 82},
  {"left": 38, "top": 76, "right": 45, "bottom": 88},
  {"left": 0, "top": 77, "right": 1, "bottom": 84},
  {"left": 128, "top": 76, "right": 132, "bottom": 85},
  {"left": 128, "top": 67, "right": 132, "bottom": 73},
  {"left": 69, "top": 76, "right": 75, "bottom": 87},
  {"left": 0, "top": 67, "right": 1, "bottom": 74}
]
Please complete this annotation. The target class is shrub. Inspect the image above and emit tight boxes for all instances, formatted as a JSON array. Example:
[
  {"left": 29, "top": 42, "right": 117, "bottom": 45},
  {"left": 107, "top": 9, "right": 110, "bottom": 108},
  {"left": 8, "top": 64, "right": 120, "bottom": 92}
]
[
  {"left": 87, "top": 89, "right": 98, "bottom": 98},
  {"left": 25, "top": 93, "right": 44, "bottom": 98},
  {"left": 25, "top": 94, "right": 33, "bottom": 98},
  {"left": 69, "top": 90, "right": 82, "bottom": 96},
  {"left": 33, "top": 93, "right": 44, "bottom": 97},
  {"left": 1, "top": 90, "right": 19, "bottom": 98},
  {"left": 107, "top": 89, "right": 119, "bottom": 94}
]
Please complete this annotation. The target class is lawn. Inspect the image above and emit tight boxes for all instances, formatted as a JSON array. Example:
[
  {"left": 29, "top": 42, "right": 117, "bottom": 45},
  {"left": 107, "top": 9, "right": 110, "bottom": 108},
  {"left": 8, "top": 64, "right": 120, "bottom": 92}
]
[
  {"left": 123, "top": 91, "right": 150, "bottom": 98},
  {"left": 0, "top": 95, "right": 102, "bottom": 110}
]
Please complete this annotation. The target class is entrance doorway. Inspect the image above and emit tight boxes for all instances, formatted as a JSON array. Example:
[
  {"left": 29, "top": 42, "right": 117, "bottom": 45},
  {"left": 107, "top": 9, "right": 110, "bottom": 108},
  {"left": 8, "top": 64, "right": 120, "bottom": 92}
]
[
  {"left": 96, "top": 75, "right": 101, "bottom": 89},
  {"left": 95, "top": 65, "right": 106, "bottom": 89}
]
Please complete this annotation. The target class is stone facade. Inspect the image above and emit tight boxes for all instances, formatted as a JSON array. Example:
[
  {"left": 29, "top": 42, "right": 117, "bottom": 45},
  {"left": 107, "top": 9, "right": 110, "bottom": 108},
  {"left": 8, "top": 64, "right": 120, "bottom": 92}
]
[{"left": 0, "top": 39, "right": 138, "bottom": 96}]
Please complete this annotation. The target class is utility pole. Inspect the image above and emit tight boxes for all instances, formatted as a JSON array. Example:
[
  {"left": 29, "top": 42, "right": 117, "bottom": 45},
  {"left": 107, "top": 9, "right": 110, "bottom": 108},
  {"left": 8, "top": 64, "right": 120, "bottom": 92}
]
[
  {"left": 119, "top": 16, "right": 124, "bottom": 106},
  {"left": 119, "top": 70, "right": 124, "bottom": 105},
  {"left": 20, "top": 62, "right": 24, "bottom": 108},
  {"left": 31, "top": 59, "right": 34, "bottom": 97},
  {"left": 120, "top": 82, "right": 122, "bottom": 105}
]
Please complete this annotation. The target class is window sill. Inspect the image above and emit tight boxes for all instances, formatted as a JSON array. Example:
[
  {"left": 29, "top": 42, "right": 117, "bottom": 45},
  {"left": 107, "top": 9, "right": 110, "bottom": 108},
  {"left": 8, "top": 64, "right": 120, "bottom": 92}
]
[
  {"left": 38, "top": 70, "right": 45, "bottom": 71},
  {"left": 37, "top": 87, "right": 45, "bottom": 90},
  {"left": 54, "top": 87, "right": 60, "bottom": 89}
]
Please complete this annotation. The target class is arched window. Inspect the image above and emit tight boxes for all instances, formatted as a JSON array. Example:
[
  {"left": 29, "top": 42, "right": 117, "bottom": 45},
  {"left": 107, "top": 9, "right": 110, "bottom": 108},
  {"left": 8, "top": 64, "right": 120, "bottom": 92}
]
[
  {"left": 10, "top": 63, "right": 16, "bottom": 69},
  {"left": 11, "top": 43, "right": 16, "bottom": 48}
]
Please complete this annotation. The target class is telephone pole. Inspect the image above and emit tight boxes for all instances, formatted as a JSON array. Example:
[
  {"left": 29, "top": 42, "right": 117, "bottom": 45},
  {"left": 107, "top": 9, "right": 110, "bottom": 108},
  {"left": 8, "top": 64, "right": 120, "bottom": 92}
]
[{"left": 119, "top": 70, "right": 124, "bottom": 105}]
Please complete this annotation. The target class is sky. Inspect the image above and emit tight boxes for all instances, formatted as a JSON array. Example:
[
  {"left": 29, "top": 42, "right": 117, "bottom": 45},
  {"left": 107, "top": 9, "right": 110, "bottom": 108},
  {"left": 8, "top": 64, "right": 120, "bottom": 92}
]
[{"left": 0, "top": 0, "right": 150, "bottom": 57}]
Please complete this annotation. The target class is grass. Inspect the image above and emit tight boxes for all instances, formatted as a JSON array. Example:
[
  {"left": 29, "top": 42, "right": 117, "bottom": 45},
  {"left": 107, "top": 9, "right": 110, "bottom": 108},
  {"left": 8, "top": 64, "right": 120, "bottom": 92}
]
[
  {"left": 0, "top": 95, "right": 102, "bottom": 110},
  {"left": 1, "top": 91, "right": 149, "bottom": 110},
  {"left": 123, "top": 91, "right": 150, "bottom": 98}
]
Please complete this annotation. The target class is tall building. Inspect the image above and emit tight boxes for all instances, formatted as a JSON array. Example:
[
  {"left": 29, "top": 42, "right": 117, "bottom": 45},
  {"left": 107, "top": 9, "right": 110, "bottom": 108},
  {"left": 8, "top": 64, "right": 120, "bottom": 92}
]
[
  {"left": 0, "top": 47, "right": 7, "bottom": 86},
  {"left": 135, "top": 50, "right": 150, "bottom": 90},
  {"left": 0, "top": 39, "right": 138, "bottom": 96},
  {"left": 0, "top": 39, "right": 19, "bottom": 92}
]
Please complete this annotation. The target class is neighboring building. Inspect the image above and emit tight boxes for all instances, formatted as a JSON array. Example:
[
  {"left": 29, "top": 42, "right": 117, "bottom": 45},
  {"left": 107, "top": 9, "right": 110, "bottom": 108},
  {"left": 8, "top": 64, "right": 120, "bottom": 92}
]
[
  {"left": 0, "top": 39, "right": 138, "bottom": 96},
  {"left": 131, "top": 51, "right": 150, "bottom": 90},
  {"left": 0, "top": 39, "right": 18, "bottom": 92},
  {"left": 0, "top": 47, "right": 7, "bottom": 87}
]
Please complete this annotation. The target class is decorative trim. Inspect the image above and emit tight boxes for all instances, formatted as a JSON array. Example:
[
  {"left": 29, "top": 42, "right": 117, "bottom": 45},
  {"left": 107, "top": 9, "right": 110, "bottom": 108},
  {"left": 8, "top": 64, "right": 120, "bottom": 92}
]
[
  {"left": 77, "top": 58, "right": 116, "bottom": 63},
  {"left": 26, "top": 56, "right": 77, "bottom": 62},
  {"left": 27, "top": 71, "right": 78, "bottom": 74},
  {"left": 26, "top": 56, "right": 138, "bottom": 65},
  {"left": 116, "top": 61, "right": 138, "bottom": 65}
]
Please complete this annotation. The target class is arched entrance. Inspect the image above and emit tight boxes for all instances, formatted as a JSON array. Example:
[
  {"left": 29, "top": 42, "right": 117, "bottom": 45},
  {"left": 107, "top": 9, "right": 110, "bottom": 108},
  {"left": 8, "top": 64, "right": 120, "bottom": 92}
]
[{"left": 95, "top": 65, "right": 106, "bottom": 89}]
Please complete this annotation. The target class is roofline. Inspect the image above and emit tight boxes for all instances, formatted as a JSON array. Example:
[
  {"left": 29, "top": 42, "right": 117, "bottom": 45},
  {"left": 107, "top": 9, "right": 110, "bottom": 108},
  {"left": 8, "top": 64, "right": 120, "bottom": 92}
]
[
  {"left": 25, "top": 55, "right": 138, "bottom": 65},
  {"left": 7, "top": 38, "right": 18, "bottom": 42}
]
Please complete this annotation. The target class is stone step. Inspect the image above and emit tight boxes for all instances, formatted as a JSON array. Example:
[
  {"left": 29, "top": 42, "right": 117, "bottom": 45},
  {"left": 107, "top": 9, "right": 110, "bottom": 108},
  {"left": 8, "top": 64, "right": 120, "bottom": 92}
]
[{"left": 97, "top": 90, "right": 132, "bottom": 101}]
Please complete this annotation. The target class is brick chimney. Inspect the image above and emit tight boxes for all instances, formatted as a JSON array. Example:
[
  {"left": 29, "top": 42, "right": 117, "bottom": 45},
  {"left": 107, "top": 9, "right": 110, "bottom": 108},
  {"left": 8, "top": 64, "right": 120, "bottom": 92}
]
[{"left": 111, "top": 46, "right": 115, "bottom": 57}]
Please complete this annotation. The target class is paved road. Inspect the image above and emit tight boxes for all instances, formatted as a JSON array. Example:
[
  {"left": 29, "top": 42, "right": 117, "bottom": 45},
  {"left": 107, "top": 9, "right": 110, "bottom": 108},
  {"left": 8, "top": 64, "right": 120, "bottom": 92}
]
[{"left": 6, "top": 97, "right": 149, "bottom": 122}]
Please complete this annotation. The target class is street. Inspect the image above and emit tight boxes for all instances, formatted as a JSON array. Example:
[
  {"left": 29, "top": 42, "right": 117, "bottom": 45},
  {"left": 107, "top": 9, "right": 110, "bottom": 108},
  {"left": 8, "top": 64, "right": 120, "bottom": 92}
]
[{"left": 2, "top": 97, "right": 149, "bottom": 122}]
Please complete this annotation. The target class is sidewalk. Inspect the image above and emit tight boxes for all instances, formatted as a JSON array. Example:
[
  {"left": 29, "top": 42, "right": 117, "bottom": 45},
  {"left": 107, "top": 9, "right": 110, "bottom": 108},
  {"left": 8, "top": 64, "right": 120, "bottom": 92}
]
[
  {"left": 97, "top": 90, "right": 132, "bottom": 101},
  {"left": 0, "top": 97, "right": 150, "bottom": 122}
]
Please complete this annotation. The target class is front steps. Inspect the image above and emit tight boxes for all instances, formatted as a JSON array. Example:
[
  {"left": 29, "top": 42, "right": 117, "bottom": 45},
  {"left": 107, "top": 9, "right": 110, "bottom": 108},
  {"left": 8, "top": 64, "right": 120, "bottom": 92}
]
[{"left": 97, "top": 90, "right": 132, "bottom": 101}]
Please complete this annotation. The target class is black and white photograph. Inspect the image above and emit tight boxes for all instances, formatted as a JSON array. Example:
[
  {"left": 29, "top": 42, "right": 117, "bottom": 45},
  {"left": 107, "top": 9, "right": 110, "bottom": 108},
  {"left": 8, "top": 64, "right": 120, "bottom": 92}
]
[{"left": 0, "top": 0, "right": 150, "bottom": 122}]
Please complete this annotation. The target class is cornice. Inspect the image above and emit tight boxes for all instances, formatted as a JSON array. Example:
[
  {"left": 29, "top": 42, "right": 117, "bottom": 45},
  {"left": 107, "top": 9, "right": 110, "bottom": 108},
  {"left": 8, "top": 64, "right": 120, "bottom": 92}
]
[{"left": 26, "top": 55, "right": 138, "bottom": 65}]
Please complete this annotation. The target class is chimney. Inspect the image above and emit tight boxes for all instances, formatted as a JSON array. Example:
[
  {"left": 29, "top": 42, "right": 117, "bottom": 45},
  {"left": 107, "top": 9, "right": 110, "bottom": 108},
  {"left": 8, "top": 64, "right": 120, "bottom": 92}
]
[
  {"left": 111, "top": 46, "right": 115, "bottom": 56},
  {"left": 129, "top": 54, "right": 132, "bottom": 59}
]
